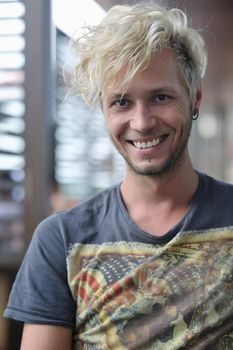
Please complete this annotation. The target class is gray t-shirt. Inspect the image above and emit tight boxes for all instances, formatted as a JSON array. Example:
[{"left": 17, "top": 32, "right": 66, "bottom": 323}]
[{"left": 4, "top": 173, "right": 233, "bottom": 349}]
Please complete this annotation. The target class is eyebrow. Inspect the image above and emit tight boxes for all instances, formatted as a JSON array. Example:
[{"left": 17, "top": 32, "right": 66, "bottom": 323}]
[
  {"left": 109, "top": 93, "right": 126, "bottom": 100},
  {"left": 108, "top": 87, "right": 174, "bottom": 101}
]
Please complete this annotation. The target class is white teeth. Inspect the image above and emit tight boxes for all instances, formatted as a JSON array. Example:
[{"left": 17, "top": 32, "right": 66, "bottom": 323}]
[
  {"left": 133, "top": 138, "right": 160, "bottom": 149},
  {"left": 147, "top": 141, "right": 152, "bottom": 147}
]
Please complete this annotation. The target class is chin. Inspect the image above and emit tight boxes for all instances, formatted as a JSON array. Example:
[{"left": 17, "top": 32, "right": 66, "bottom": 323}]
[{"left": 126, "top": 154, "right": 186, "bottom": 178}]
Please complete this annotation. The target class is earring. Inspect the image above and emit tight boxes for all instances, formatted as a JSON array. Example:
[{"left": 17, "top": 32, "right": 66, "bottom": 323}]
[{"left": 192, "top": 108, "right": 199, "bottom": 121}]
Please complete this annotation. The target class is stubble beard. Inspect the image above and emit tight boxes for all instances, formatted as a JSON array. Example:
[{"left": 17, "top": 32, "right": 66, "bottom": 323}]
[{"left": 110, "top": 118, "right": 192, "bottom": 179}]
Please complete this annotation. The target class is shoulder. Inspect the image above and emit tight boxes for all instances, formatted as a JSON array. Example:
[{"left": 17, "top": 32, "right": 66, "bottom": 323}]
[
  {"left": 181, "top": 172, "right": 233, "bottom": 232},
  {"left": 56, "top": 183, "right": 119, "bottom": 226},
  {"left": 200, "top": 172, "right": 233, "bottom": 195},
  {"left": 198, "top": 172, "right": 233, "bottom": 220},
  {"left": 33, "top": 184, "right": 120, "bottom": 245}
]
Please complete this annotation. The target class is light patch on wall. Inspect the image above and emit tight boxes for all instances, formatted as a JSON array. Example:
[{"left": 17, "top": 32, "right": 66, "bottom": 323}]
[
  {"left": 52, "top": 0, "right": 106, "bottom": 37},
  {"left": 197, "top": 114, "right": 220, "bottom": 139}
]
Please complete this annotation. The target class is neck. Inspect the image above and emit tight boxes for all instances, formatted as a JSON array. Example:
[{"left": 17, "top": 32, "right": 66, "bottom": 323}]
[
  {"left": 120, "top": 156, "right": 199, "bottom": 236},
  {"left": 121, "top": 156, "right": 198, "bottom": 203}
]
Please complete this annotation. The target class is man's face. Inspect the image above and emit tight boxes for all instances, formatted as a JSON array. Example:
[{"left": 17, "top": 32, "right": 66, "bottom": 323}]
[{"left": 102, "top": 50, "right": 200, "bottom": 177}]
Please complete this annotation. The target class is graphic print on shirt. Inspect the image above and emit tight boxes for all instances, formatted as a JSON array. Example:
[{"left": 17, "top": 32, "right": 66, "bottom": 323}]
[{"left": 67, "top": 228, "right": 233, "bottom": 350}]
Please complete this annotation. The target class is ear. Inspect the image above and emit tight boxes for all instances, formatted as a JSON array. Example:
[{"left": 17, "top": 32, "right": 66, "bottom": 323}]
[{"left": 193, "top": 85, "right": 202, "bottom": 111}]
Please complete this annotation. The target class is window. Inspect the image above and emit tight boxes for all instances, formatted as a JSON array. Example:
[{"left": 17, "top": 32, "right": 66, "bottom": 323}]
[
  {"left": 0, "top": 0, "right": 26, "bottom": 257},
  {"left": 53, "top": 1, "right": 125, "bottom": 207}
]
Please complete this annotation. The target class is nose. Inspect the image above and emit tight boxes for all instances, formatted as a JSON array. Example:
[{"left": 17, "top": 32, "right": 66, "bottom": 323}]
[
  {"left": 130, "top": 101, "right": 157, "bottom": 133},
  {"left": 129, "top": 101, "right": 157, "bottom": 133}
]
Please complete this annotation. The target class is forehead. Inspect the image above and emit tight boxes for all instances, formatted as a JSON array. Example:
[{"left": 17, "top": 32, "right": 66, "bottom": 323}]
[
  {"left": 134, "top": 50, "right": 180, "bottom": 82},
  {"left": 103, "top": 49, "right": 186, "bottom": 98}
]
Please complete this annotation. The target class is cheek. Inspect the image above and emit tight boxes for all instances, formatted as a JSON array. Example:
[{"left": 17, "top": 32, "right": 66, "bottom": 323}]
[
  {"left": 158, "top": 107, "right": 181, "bottom": 129},
  {"left": 106, "top": 118, "right": 120, "bottom": 140},
  {"left": 166, "top": 104, "right": 190, "bottom": 127},
  {"left": 106, "top": 113, "right": 127, "bottom": 137}
]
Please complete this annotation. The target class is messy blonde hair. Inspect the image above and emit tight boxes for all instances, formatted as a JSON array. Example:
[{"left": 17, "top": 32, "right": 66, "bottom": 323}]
[{"left": 71, "top": 3, "right": 207, "bottom": 106}]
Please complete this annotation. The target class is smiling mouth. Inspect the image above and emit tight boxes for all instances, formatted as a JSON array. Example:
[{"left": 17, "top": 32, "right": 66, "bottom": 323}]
[{"left": 129, "top": 135, "right": 168, "bottom": 149}]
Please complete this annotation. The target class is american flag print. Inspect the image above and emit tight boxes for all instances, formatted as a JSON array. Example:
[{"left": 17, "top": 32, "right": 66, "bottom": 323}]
[{"left": 67, "top": 229, "right": 233, "bottom": 350}]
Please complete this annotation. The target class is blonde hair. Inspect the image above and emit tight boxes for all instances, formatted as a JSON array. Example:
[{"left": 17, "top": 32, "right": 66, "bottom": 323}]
[{"left": 71, "top": 3, "right": 207, "bottom": 106}]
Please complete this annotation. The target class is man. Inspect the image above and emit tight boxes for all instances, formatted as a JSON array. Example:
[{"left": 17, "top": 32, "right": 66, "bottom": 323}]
[{"left": 4, "top": 3, "right": 233, "bottom": 350}]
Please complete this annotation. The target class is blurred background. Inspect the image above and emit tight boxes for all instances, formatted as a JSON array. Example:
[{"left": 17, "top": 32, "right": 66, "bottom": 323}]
[{"left": 0, "top": 0, "right": 232, "bottom": 348}]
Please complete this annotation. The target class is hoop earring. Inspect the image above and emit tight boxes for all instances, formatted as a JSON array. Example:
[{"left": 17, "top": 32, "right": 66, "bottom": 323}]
[{"left": 192, "top": 108, "right": 199, "bottom": 121}]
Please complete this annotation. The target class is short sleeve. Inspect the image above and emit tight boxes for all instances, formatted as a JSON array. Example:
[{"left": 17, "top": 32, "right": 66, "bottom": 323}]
[{"left": 4, "top": 214, "right": 76, "bottom": 328}]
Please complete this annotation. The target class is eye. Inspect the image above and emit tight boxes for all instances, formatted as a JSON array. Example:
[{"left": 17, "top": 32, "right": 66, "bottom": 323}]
[
  {"left": 112, "top": 98, "right": 130, "bottom": 107},
  {"left": 151, "top": 94, "right": 170, "bottom": 104}
]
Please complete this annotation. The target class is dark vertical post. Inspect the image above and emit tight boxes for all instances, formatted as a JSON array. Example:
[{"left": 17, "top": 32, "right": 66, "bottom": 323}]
[{"left": 24, "top": 0, "right": 54, "bottom": 245}]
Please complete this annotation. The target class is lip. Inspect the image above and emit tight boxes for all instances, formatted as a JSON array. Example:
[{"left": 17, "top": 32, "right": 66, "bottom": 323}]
[
  {"left": 128, "top": 134, "right": 169, "bottom": 149},
  {"left": 125, "top": 133, "right": 170, "bottom": 159}
]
